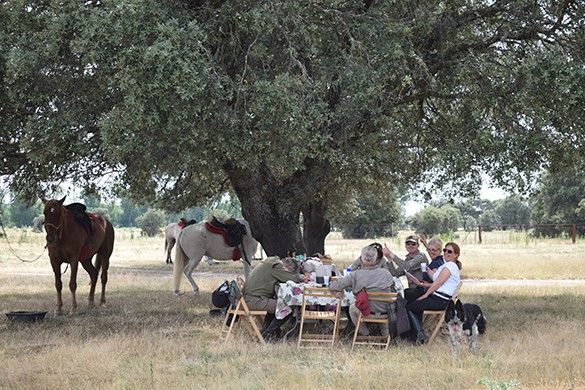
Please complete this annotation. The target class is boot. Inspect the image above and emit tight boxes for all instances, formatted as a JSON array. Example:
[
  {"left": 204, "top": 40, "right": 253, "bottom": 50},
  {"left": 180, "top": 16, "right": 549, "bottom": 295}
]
[
  {"left": 260, "top": 313, "right": 275, "bottom": 333},
  {"left": 408, "top": 311, "right": 428, "bottom": 345},
  {"left": 261, "top": 313, "right": 292, "bottom": 341}
]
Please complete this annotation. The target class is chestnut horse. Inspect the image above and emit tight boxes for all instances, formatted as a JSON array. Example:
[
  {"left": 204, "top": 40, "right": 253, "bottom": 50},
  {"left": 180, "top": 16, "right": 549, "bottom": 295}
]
[{"left": 42, "top": 197, "right": 114, "bottom": 315}]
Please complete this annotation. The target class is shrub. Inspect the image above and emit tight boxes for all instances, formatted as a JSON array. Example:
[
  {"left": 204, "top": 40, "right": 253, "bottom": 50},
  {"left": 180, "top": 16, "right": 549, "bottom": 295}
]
[{"left": 136, "top": 209, "right": 166, "bottom": 237}]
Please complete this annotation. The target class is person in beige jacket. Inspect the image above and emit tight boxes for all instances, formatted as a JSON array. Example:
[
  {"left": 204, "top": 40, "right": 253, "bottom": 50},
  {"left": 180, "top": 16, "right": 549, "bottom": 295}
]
[{"left": 330, "top": 245, "right": 395, "bottom": 337}]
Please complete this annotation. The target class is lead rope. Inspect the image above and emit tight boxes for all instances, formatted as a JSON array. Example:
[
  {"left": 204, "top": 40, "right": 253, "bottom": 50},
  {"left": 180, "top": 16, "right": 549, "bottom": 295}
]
[{"left": 0, "top": 208, "right": 46, "bottom": 263}]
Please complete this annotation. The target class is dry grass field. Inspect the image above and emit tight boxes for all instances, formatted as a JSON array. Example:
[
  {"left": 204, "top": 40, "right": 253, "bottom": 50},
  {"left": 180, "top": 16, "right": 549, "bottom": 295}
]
[{"left": 1, "top": 228, "right": 584, "bottom": 389}]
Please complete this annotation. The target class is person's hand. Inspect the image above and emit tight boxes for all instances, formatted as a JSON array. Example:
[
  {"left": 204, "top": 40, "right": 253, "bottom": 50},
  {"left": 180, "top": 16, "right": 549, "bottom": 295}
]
[
  {"left": 416, "top": 294, "right": 428, "bottom": 301},
  {"left": 417, "top": 233, "right": 428, "bottom": 248},
  {"left": 420, "top": 281, "right": 431, "bottom": 288},
  {"left": 383, "top": 243, "right": 394, "bottom": 258}
]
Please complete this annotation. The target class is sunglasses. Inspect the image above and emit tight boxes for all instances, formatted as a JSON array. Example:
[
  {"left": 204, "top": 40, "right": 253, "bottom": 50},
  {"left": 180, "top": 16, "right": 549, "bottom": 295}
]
[
  {"left": 405, "top": 242, "right": 417, "bottom": 246},
  {"left": 443, "top": 248, "right": 454, "bottom": 254}
]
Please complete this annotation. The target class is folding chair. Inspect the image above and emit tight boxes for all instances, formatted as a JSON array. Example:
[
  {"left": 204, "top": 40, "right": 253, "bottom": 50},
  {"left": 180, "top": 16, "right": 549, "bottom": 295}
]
[
  {"left": 422, "top": 281, "right": 463, "bottom": 344},
  {"left": 297, "top": 286, "right": 341, "bottom": 348},
  {"left": 351, "top": 292, "right": 398, "bottom": 350},
  {"left": 220, "top": 282, "right": 267, "bottom": 344}
]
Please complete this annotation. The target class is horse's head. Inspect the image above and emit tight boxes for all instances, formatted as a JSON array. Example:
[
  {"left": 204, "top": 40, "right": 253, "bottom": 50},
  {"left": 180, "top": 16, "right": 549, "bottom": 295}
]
[{"left": 41, "top": 196, "right": 66, "bottom": 245}]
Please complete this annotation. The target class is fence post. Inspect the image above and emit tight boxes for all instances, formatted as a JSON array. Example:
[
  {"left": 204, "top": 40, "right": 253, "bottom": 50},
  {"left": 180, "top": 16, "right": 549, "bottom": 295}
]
[
  {"left": 478, "top": 225, "right": 482, "bottom": 244},
  {"left": 572, "top": 224, "right": 577, "bottom": 244}
]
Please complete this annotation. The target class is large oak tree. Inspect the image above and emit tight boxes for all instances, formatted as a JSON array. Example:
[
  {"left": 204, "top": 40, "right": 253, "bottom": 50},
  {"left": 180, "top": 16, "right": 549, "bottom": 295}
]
[{"left": 1, "top": 0, "right": 584, "bottom": 255}]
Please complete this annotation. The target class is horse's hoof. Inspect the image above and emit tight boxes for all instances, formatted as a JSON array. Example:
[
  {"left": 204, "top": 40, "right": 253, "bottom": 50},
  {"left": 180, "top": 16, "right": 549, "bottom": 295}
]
[
  {"left": 173, "top": 290, "right": 184, "bottom": 296},
  {"left": 54, "top": 309, "right": 64, "bottom": 316},
  {"left": 68, "top": 309, "right": 77, "bottom": 316}
]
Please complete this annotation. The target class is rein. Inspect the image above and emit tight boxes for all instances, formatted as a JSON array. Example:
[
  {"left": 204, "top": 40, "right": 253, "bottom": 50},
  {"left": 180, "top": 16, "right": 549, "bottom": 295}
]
[{"left": 0, "top": 209, "right": 47, "bottom": 263}]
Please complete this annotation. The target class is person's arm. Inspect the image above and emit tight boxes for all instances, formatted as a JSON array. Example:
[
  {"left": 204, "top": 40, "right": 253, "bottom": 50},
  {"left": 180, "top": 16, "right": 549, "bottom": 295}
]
[
  {"left": 329, "top": 274, "right": 352, "bottom": 292},
  {"left": 417, "top": 267, "right": 451, "bottom": 300},
  {"left": 418, "top": 233, "right": 428, "bottom": 250},
  {"left": 383, "top": 243, "right": 406, "bottom": 271},
  {"left": 272, "top": 263, "right": 302, "bottom": 283}
]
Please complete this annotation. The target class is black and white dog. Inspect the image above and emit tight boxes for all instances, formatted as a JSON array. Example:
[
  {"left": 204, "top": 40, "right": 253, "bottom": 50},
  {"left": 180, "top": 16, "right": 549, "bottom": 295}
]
[{"left": 444, "top": 299, "right": 486, "bottom": 356}]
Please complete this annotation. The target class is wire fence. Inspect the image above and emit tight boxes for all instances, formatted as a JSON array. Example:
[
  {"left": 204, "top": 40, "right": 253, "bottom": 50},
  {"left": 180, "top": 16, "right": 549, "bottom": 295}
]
[{"left": 470, "top": 224, "right": 585, "bottom": 245}]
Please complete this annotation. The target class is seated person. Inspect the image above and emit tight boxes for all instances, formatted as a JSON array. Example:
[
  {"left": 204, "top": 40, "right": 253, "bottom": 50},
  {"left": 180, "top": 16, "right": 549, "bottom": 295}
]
[
  {"left": 383, "top": 234, "right": 429, "bottom": 302},
  {"left": 419, "top": 235, "right": 445, "bottom": 281},
  {"left": 405, "top": 242, "right": 462, "bottom": 345},
  {"left": 243, "top": 256, "right": 309, "bottom": 339},
  {"left": 330, "top": 245, "right": 395, "bottom": 338},
  {"left": 349, "top": 242, "right": 391, "bottom": 272}
]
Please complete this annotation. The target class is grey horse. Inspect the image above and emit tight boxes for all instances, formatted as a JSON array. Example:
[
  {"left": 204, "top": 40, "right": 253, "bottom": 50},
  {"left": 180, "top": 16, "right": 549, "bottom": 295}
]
[{"left": 172, "top": 218, "right": 258, "bottom": 294}]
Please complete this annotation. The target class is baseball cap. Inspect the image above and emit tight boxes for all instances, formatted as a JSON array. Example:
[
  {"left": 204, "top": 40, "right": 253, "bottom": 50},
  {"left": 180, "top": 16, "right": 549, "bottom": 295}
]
[{"left": 405, "top": 235, "right": 419, "bottom": 244}]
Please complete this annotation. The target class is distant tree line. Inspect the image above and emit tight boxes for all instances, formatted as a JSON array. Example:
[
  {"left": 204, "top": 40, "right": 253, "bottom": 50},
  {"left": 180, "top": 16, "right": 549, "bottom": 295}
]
[
  {"left": 0, "top": 194, "right": 242, "bottom": 237},
  {"left": 408, "top": 169, "right": 585, "bottom": 237},
  {"left": 2, "top": 168, "right": 583, "bottom": 239}
]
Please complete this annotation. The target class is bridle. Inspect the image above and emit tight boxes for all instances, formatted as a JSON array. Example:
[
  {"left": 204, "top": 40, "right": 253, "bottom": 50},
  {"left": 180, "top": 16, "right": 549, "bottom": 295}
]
[{"left": 44, "top": 205, "right": 66, "bottom": 242}]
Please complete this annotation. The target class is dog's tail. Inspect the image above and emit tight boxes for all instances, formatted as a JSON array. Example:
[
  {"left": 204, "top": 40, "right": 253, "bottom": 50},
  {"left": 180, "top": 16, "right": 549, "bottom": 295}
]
[{"left": 477, "top": 314, "right": 486, "bottom": 334}]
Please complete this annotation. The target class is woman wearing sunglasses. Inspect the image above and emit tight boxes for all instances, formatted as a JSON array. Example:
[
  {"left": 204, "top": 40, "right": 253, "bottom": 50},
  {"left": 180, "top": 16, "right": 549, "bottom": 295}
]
[{"left": 404, "top": 242, "right": 462, "bottom": 345}]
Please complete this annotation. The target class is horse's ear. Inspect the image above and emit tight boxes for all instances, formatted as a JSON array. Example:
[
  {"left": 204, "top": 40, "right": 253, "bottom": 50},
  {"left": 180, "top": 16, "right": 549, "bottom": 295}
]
[
  {"left": 41, "top": 197, "right": 47, "bottom": 205},
  {"left": 58, "top": 196, "right": 66, "bottom": 205}
]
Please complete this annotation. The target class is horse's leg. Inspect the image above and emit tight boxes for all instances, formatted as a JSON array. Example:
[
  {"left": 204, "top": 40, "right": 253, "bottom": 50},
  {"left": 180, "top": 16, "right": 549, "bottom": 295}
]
[
  {"left": 166, "top": 239, "right": 175, "bottom": 264},
  {"left": 80, "top": 257, "right": 98, "bottom": 308},
  {"left": 96, "top": 253, "right": 109, "bottom": 306},
  {"left": 51, "top": 260, "right": 64, "bottom": 315},
  {"left": 184, "top": 255, "right": 204, "bottom": 294},
  {"left": 69, "top": 260, "right": 79, "bottom": 315}
]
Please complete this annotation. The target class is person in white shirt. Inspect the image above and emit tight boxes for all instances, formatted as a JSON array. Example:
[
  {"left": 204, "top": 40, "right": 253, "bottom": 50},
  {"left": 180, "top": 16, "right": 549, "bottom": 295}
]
[{"left": 405, "top": 242, "right": 462, "bottom": 345}]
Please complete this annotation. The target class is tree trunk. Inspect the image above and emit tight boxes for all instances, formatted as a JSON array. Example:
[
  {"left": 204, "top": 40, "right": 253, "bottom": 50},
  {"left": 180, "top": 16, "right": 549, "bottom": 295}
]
[
  {"left": 225, "top": 164, "right": 306, "bottom": 257},
  {"left": 302, "top": 201, "right": 331, "bottom": 255}
]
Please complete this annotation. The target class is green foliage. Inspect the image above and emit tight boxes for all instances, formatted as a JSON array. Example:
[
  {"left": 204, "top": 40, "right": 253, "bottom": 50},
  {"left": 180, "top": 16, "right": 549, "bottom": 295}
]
[
  {"left": 331, "top": 192, "right": 401, "bottom": 239},
  {"left": 408, "top": 204, "right": 461, "bottom": 236},
  {"left": 118, "top": 197, "right": 148, "bottom": 228},
  {"left": 31, "top": 215, "right": 44, "bottom": 233},
  {"left": 136, "top": 209, "right": 166, "bottom": 237},
  {"left": 477, "top": 377, "right": 520, "bottom": 390},
  {"left": 2, "top": 200, "right": 42, "bottom": 227},
  {"left": 494, "top": 196, "right": 531, "bottom": 229},
  {"left": 479, "top": 210, "right": 500, "bottom": 232},
  {"left": 1, "top": 0, "right": 584, "bottom": 253},
  {"left": 530, "top": 169, "right": 585, "bottom": 237}
]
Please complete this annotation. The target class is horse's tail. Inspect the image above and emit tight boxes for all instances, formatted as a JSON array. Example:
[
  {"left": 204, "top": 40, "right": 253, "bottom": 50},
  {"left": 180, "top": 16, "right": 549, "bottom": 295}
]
[{"left": 173, "top": 233, "right": 187, "bottom": 293}]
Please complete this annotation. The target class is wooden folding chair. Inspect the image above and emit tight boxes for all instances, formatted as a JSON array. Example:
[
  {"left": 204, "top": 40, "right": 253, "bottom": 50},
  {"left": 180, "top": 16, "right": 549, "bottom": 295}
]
[
  {"left": 297, "top": 286, "right": 341, "bottom": 348},
  {"left": 351, "top": 292, "right": 398, "bottom": 350},
  {"left": 220, "top": 281, "right": 267, "bottom": 344},
  {"left": 422, "top": 281, "right": 463, "bottom": 344}
]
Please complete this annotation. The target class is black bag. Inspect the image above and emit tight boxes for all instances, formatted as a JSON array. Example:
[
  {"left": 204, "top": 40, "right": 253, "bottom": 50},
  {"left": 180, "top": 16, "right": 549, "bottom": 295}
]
[{"left": 211, "top": 280, "right": 230, "bottom": 308}]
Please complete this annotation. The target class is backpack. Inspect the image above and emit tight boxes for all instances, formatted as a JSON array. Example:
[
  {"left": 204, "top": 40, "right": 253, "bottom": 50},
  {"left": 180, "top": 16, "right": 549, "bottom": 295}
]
[{"left": 211, "top": 280, "right": 230, "bottom": 308}]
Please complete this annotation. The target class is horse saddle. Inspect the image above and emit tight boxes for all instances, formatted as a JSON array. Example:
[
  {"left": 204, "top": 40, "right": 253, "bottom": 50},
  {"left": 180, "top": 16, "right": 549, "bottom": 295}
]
[
  {"left": 65, "top": 203, "right": 93, "bottom": 235},
  {"left": 207, "top": 217, "right": 247, "bottom": 248}
]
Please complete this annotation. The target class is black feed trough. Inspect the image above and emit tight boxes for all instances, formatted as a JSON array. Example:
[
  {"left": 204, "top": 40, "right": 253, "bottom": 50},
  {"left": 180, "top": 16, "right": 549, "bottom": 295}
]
[{"left": 5, "top": 311, "right": 47, "bottom": 323}]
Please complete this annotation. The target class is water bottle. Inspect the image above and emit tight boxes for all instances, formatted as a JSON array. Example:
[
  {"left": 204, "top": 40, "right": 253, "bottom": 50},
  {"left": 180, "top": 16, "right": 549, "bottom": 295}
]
[{"left": 345, "top": 267, "right": 352, "bottom": 277}]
